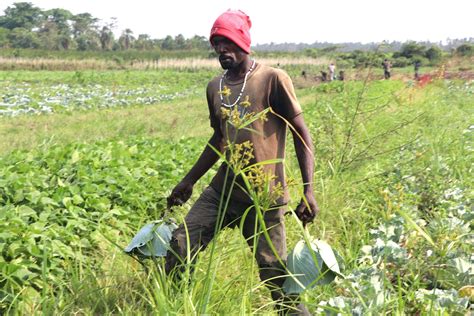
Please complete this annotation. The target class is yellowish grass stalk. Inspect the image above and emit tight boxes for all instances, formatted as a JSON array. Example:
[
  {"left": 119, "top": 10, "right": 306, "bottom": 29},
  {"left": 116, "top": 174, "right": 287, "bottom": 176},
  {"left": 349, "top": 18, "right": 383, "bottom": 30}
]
[{"left": 0, "top": 56, "right": 330, "bottom": 71}]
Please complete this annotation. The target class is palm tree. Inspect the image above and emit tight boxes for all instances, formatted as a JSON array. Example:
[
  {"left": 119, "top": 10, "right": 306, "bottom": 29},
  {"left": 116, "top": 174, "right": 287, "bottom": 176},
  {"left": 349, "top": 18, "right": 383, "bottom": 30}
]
[
  {"left": 100, "top": 26, "right": 114, "bottom": 50},
  {"left": 119, "top": 28, "right": 134, "bottom": 50}
]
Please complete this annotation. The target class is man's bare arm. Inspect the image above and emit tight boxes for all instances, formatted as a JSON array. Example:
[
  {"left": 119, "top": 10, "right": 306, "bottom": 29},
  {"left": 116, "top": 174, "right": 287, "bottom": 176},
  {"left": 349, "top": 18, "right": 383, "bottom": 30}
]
[
  {"left": 288, "top": 114, "right": 319, "bottom": 225},
  {"left": 167, "top": 130, "right": 224, "bottom": 208}
]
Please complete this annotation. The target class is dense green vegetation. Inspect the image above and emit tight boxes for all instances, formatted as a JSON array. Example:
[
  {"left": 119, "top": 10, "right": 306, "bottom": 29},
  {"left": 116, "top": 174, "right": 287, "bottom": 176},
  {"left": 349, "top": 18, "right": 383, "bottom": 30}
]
[
  {"left": 0, "top": 2, "right": 209, "bottom": 51},
  {"left": 0, "top": 67, "right": 472, "bottom": 314},
  {"left": 1, "top": 3, "right": 472, "bottom": 314}
]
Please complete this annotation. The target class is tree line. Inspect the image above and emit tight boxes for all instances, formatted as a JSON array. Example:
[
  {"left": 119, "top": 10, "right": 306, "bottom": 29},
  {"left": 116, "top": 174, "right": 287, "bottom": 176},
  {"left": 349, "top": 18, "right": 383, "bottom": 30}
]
[
  {"left": 254, "top": 38, "right": 474, "bottom": 54},
  {"left": 0, "top": 2, "right": 210, "bottom": 51},
  {"left": 1, "top": 1, "right": 473, "bottom": 64}
]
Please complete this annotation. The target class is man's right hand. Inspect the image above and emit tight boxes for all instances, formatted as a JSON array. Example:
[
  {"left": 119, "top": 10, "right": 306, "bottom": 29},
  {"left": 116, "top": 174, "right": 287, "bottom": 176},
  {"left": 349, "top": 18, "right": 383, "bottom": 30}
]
[
  {"left": 167, "top": 180, "right": 194, "bottom": 209},
  {"left": 295, "top": 192, "right": 319, "bottom": 227}
]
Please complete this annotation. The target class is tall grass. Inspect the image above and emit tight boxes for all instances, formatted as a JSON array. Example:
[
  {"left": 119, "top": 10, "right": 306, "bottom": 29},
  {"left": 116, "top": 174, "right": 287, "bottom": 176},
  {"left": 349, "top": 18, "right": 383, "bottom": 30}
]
[{"left": 0, "top": 56, "right": 330, "bottom": 71}]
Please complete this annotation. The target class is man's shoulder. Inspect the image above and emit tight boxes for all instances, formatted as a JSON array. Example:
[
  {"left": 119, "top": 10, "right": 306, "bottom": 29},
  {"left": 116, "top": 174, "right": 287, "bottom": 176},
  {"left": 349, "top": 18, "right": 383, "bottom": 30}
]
[
  {"left": 207, "top": 74, "right": 221, "bottom": 92},
  {"left": 255, "top": 63, "right": 290, "bottom": 80}
]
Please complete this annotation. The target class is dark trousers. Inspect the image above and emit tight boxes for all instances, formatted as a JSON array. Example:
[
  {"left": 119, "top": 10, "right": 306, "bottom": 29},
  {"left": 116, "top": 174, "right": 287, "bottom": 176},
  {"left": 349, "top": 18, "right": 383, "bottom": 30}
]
[{"left": 165, "top": 186, "right": 309, "bottom": 315}]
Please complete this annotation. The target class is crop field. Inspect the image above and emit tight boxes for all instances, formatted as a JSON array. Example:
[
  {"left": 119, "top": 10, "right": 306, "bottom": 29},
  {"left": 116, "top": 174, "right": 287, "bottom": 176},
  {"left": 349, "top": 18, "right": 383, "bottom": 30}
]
[
  {"left": 0, "top": 70, "right": 216, "bottom": 116},
  {"left": 0, "top": 66, "right": 473, "bottom": 314}
]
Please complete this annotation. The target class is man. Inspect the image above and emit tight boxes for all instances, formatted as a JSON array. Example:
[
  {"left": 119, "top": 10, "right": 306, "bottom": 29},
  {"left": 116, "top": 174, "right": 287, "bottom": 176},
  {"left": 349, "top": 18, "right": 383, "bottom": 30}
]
[
  {"left": 320, "top": 70, "right": 328, "bottom": 82},
  {"left": 328, "top": 63, "right": 336, "bottom": 81},
  {"left": 382, "top": 58, "right": 391, "bottom": 79},
  {"left": 338, "top": 70, "right": 345, "bottom": 81},
  {"left": 414, "top": 60, "right": 421, "bottom": 80},
  {"left": 165, "top": 10, "right": 318, "bottom": 315}
]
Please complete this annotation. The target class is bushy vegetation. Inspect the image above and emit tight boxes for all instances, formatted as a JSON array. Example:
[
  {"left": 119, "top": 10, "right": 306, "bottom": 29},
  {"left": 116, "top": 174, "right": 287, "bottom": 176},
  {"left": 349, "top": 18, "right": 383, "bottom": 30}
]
[
  {"left": 0, "top": 47, "right": 212, "bottom": 61},
  {"left": 455, "top": 44, "right": 474, "bottom": 57},
  {"left": 0, "top": 68, "right": 472, "bottom": 314},
  {"left": 0, "top": 2, "right": 210, "bottom": 52}
]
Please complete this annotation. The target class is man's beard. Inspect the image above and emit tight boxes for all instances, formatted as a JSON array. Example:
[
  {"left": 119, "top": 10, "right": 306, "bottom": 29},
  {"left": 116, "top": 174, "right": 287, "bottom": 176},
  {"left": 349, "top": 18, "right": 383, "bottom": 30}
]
[{"left": 219, "top": 55, "right": 236, "bottom": 70}]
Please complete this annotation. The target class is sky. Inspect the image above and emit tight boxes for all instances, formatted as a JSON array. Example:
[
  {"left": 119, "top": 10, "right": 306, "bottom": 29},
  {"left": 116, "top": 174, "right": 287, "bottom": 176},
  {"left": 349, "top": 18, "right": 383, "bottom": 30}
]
[{"left": 1, "top": 0, "right": 473, "bottom": 45}]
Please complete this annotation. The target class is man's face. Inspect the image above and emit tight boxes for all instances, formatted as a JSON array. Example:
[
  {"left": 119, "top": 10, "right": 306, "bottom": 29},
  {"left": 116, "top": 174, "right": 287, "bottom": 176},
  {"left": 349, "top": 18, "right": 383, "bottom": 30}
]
[{"left": 211, "top": 36, "right": 247, "bottom": 70}]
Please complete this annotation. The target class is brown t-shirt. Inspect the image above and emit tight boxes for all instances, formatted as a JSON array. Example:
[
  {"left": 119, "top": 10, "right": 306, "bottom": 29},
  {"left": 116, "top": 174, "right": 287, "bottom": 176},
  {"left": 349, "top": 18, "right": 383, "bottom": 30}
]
[{"left": 207, "top": 63, "right": 302, "bottom": 205}]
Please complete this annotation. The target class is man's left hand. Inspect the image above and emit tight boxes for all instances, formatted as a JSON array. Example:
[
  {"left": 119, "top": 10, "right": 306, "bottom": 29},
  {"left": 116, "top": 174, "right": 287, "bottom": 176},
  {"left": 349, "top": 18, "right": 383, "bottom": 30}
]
[{"left": 295, "top": 192, "right": 319, "bottom": 226}]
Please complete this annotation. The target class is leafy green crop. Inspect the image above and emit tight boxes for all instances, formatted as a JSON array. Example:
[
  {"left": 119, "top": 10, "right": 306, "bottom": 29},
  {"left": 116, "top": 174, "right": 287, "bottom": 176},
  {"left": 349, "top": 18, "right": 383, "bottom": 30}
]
[
  {"left": 0, "top": 70, "right": 216, "bottom": 116},
  {"left": 0, "top": 137, "right": 205, "bottom": 310}
]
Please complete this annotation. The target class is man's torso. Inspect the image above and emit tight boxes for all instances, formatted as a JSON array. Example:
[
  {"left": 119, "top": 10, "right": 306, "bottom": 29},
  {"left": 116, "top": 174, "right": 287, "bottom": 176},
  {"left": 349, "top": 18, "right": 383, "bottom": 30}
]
[{"left": 206, "top": 63, "right": 302, "bottom": 205}]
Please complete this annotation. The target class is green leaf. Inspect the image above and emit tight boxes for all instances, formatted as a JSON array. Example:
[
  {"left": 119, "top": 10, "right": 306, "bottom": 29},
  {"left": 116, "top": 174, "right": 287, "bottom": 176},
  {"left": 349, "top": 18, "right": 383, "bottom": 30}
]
[
  {"left": 27, "top": 190, "right": 41, "bottom": 204},
  {"left": 71, "top": 150, "right": 81, "bottom": 163},
  {"left": 57, "top": 177, "right": 66, "bottom": 187},
  {"left": 397, "top": 208, "right": 435, "bottom": 247},
  {"left": 451, "top": 257, "right": 473, "bottom": 275},
  {"left": 129, "top": 145, "right": 138, "bottom": 155},
  {"left": 72, "top": 194, "right": 84, "bottom": 205},
  {"left": 283, "top": 239, "right": 343, "bottom": 294},
  {"left": 40, "top": 197, "right": 58, "bottom": 206},
  {"left": 17, "top": 205, "right": 37, "bottom": 219},
  {"left": 62, "top": 197, "right": 73, "bottom": 208},
  {"left": 313, "top": 240, "right": 344, "bottom": 277}
]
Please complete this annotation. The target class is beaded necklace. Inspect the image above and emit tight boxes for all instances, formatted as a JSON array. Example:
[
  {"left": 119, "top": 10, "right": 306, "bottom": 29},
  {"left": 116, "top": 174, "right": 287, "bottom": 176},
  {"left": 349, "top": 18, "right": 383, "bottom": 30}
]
[{"left": 219, "top": 59, "right": 256, "bottom": 108}]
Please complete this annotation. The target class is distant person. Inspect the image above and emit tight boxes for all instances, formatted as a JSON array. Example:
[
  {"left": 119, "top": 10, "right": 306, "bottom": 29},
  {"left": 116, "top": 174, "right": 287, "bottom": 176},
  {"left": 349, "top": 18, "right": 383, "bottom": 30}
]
[
  {"left": 414, "top": 60, "right": 421, "bottom": 80},
  {"left": 382, "top": 59, "right": 391, "bottom": 80},
  {"left": 321, "top": 70, "right": 328, "bottom": 82},
  {"left": 328, "top": 63, "right": 336, "bottom": 81},
  {"left": 338, "top": 70, "right": 345, "bottom": 81}
]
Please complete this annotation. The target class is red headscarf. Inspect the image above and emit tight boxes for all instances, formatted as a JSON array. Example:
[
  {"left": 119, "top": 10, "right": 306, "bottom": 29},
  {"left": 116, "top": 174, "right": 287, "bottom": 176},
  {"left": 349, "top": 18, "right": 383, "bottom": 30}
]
[{"left": 210, "top": 10, "right": 252, "bottom": 54}]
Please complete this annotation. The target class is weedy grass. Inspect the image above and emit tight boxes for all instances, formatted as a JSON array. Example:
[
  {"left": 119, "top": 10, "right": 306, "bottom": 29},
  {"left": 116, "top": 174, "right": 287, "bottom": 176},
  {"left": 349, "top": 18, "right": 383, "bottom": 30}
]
[
  {"left": 0, "top": 69, "right": 472, "bottom": 314},
  {"left": 0, "top": 56, "right": 331, "bottom": 72},
  {"left": 0, "top": 69, "right": 219, "bottom": 154},
  {"left": 0, "top": 96, "right": 210, "bottom": 155}
]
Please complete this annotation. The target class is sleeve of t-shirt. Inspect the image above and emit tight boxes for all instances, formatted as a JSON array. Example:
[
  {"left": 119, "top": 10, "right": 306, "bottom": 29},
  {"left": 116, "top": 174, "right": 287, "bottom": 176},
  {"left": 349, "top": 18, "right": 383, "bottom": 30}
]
[
  {"left": 271, "top": 70, "right": 303, "bottom": 119},
  {"left": 206, "top": 83, "right": 220, "bottom": 130}
]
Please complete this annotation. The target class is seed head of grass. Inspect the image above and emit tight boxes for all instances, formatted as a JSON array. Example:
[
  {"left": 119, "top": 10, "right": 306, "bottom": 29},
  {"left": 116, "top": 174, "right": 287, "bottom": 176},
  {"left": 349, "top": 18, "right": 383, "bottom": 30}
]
[
  {"left": 239, "top": 95, "right": 251, "bottom": 108},
  {"left": 220, "top": 108, "right": 231, "bottom": 119},
  {"left": 228, "top": 140, "right": 254, "bottom": 173},
  {"left": 219, "top": 85, "right": 232, "bottom": 97},
  {"left": 245, "top": 165, "right": 284, "bottom": 207}
]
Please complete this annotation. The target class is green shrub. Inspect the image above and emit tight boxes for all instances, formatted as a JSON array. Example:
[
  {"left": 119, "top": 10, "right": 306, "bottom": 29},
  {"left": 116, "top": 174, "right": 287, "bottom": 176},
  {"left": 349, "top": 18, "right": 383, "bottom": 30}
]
[
  {"left": 392, "top": 56, "right": 410, "bottom": 67},
  {"left": 455, "top": 44, "right": 473, "bottom": 56},
  {"left": 425, "top": 46, "right": 443, "bottom": 62}
]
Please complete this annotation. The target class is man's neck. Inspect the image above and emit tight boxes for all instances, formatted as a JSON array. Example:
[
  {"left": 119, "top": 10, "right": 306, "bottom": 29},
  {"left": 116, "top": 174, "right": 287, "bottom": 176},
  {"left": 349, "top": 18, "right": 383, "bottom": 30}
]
[{"left": 226, "top": 57, "right": 252, "bottom": 80}]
